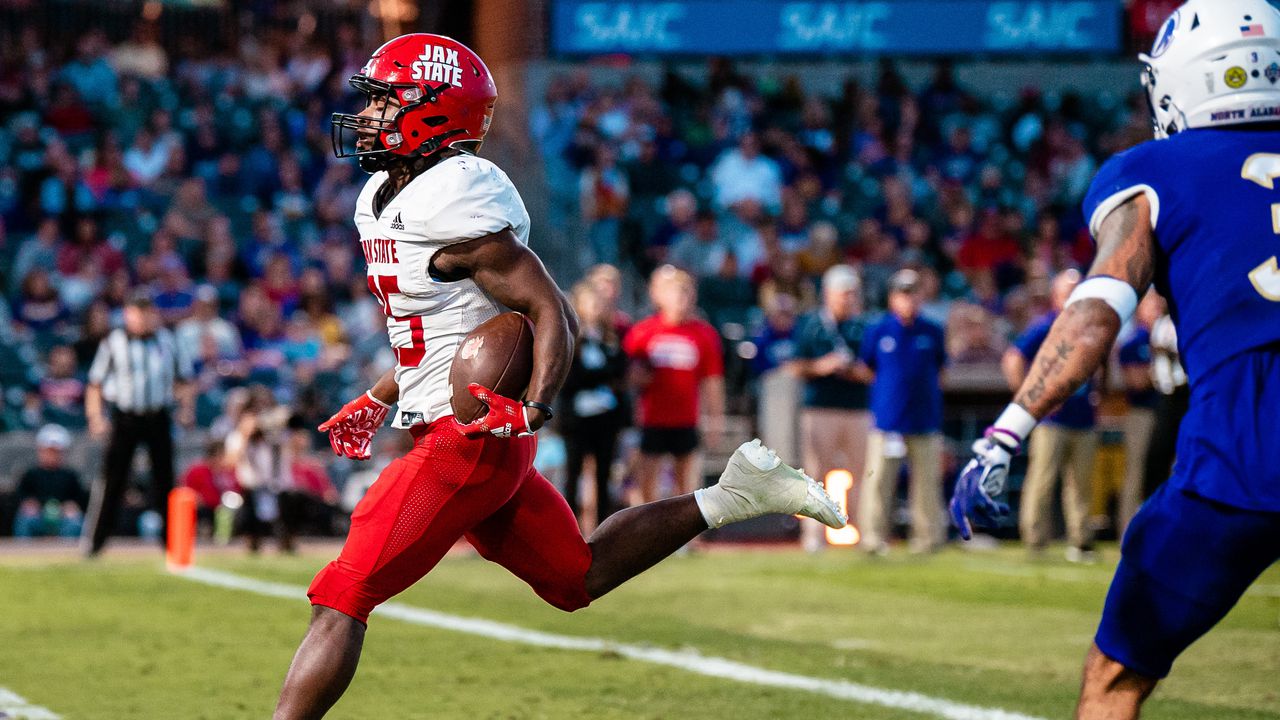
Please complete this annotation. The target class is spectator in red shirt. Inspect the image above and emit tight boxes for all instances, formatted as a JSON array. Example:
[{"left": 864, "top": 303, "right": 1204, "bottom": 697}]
[
  {"left": 623, "top": 266, "right": 726, "bottom": 504},
  {"left": 956, "top": 207, "right": 1022, "bottom": 277},
  {"left": 180, "top": 440, "right": 240, "bottom": 528}
]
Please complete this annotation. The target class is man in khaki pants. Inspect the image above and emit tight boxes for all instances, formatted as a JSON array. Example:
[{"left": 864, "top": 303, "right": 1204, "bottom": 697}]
[
  {"left": 1116, "top": 291, "right": 1164, "bottom": 536},
  {"left": 858, "top": 270, "right": 948, "bottom": 554},
  {"left": 788, "top": 265, "right": 870, "bottom": 552},
  {"left": 1004, "top": 270, "right": 1099, "bottom": 562}
]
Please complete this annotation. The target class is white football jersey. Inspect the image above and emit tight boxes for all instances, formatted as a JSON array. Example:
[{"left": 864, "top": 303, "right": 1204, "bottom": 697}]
[{"left": 353, "top": 154, "right": 531, "bottom": 428}]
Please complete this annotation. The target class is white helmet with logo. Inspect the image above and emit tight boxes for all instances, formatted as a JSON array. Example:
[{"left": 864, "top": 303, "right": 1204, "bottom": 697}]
[{"left": 1142, "top": 0, "right": 1280, "bottom": 139}]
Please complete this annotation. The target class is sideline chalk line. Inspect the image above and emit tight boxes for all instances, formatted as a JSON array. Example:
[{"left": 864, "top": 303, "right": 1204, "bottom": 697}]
[
  {"left": 0, "top": 688, "right": 62, "bottom": 719},
  {"left": 178, "top": 566, "right": 1047, "bottom": 720}
]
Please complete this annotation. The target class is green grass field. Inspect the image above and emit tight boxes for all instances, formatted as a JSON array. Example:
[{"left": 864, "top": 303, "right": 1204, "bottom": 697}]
[{"left": 1, "top": 543, "right": 1277, "bottom": 719}]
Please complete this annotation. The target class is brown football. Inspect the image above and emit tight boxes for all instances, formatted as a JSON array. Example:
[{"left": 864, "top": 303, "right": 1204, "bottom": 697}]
[{"left": 449, "top": 311, "right": 535, "bottom": 423}]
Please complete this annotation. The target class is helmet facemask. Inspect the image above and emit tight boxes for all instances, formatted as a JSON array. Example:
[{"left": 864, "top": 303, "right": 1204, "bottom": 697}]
[
  {"left": 1141, "top": 57, "right": 1187, "bottom": 139},
  {"left": 331, "top": 75, "right": 465, "bottom": 172},
  {"left": 331, "top": 75, "right": 402, "bottom": 172}
]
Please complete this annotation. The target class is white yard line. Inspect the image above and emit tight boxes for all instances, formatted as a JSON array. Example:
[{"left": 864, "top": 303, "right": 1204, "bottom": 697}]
[
  {"left": 177, "top": 566, "right": 1047, "bottom": 720},
  {"left": 0, "top": 688, "right": 62, "bottom": 719}
]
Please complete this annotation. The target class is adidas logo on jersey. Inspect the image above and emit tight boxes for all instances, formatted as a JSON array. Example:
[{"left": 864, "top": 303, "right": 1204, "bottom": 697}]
[{"left": 389, "top": 212, "right": 405, "bottom": 231}]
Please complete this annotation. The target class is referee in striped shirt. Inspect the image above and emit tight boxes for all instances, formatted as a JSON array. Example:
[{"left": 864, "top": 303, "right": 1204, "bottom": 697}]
[{"left": 82, "top": 291, "right": 195, "bottom": 556}]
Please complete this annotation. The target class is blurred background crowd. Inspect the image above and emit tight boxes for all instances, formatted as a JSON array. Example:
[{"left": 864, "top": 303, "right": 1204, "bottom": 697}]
[{"left": 0, "top": 0, "right": 1188, "bottom": 554}]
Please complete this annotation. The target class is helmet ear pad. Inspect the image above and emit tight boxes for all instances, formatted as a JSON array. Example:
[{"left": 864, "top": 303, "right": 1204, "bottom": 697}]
[{"left": 396, "top": 112, "right": 450, "bottom": 155}]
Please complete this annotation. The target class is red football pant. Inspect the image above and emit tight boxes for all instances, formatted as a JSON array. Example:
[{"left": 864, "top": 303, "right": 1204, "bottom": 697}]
[{"left": 308, "top": 417, "right": 593, "bottom": 623}]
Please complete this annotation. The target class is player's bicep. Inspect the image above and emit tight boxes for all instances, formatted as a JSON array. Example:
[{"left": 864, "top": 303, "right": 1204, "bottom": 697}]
[
  {"left": 1087, "top": 193, "right": 1156, "bottom": 292},
  {"left": 432, "top": 230, "right": 570, "bottom": 322}
]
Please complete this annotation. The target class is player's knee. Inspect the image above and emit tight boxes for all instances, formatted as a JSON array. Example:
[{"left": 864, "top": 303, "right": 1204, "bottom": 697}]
[
  {"left": 546, "top": 592, "right": 591, "bottom": 613},
  {"left": 536, "top": 573, "right": 593, "bottom": 612},
  {"left": 533, "top": 567, "right": 593, "bottom": 613},
  {"left": 1079, "top": 644, "right": 1158, "bottom": 712},
  {"left": 307, "top": 563, "right": 378, "bottom": 625},
  {"left": 308, "top": 604, "right": 369, "bottom": 636}
]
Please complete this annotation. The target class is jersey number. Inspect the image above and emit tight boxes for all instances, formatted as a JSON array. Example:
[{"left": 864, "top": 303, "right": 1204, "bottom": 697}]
[
  {"left": 1240, "top": 154, "right": 1280, "bottom": 300},
  {"left": 368, "top": 274, "right": 427, "bottom": 367}
]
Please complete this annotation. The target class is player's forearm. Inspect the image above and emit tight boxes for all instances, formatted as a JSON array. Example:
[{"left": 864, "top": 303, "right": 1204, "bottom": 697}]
[
  {"left": 1011, "top": 300, "right": 1120, "bottom": 420},
  {"left": 524, "top": 294, "right": 577, "bottom": 407},
  {"left": 369, "top": 367, "right": 399, "bottom": 406}
]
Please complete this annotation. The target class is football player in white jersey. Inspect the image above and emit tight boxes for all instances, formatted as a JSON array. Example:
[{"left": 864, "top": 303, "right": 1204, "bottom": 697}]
[{"left": 273, "top": 34, "right": 847, "bottom": 719}]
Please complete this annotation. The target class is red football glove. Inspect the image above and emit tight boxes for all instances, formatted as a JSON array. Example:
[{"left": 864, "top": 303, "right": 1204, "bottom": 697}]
[
  {"left": 455, "top": 384, "right": 535, "bottom": 439},
  {"left": 318, "top": 391, "right": 391, "bottom": 460}
]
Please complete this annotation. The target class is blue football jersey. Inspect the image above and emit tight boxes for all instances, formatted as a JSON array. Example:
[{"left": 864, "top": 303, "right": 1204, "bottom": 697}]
[{"left": 1083, "top": 128, "right": 1280, "bottom": 387}]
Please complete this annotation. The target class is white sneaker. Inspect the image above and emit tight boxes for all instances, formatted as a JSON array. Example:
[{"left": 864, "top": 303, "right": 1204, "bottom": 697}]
[
  {"left": 694, "top": 439, "right": 848, "bottom": 530},
  {"left": 1064, "top": 546, "right": 1100, "bottom": 564}
]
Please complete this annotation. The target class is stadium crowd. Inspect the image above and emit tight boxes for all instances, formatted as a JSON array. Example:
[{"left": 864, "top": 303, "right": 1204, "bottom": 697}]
[
  {"left": 0, "top": 21, "right": 387, "bottom": 435},
  {"left": 0, "top": 14, "right": 1178, "bottom": 549},
  {"left": 528, "top": 55, "right": 1173, "bottom": 551},
  {"left": 533, "top": 59, "right": 1151, "bottom": 358}
]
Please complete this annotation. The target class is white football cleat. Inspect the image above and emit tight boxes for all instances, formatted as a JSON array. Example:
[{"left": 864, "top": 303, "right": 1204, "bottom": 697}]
[{"left": 694, "top": 439, "right": 848, "bottom": 530}]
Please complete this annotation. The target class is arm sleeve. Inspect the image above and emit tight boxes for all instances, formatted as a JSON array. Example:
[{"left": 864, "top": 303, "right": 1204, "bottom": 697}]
[
  {"left": 935, "top": 323, "right": 949, "bottom": 368},
  {"left": 87, "top": 336, "right": 112, "bottom": 385},
  {"left": 1081, "top": 144, "right": 1161, "bottom": 240},
  {"left": 418, "top": 158, "right": 529, "bottom": 244}
]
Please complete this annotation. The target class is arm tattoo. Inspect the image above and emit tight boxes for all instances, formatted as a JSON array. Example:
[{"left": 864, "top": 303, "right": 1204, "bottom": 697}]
[
  {"left": 1008, "top": 195, "right": 1150, "bottom": 419},
  {"left": 1093, "top": 193, "right": 1155, "bottom": 290}
]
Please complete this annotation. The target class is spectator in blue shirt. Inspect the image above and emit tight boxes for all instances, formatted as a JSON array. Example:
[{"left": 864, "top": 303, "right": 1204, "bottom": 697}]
[
  {"left": 1003, "top": 269, "right": 1099, "bottom": 562},
  {"left": 788, "top": 265, "right": 870, "bottom": 551},
  {"left": 1116, "top": 291, "right": 1163, "bottom": 536},
  {"left": 858, "top": 269, "right": 948, "bottom": 554}
]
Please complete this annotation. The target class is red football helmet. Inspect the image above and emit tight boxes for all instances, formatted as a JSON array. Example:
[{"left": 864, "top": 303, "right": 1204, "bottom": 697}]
[{"left": 332, "top": 33, "right": 497, "bottom": 171}]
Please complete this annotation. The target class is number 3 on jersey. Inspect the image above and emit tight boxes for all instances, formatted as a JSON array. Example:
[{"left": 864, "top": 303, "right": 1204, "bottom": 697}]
[
  {"left": 1240, "top": 153, "right": 1280, "bottom": 300},
  {"left": 368, "top": 274, "right": 427, "bottom": 367}
]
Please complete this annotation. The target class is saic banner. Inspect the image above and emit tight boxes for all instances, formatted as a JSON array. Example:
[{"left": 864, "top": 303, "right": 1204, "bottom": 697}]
[{"left": 551, "top": 1, "right": 1121, "bottom": 55}]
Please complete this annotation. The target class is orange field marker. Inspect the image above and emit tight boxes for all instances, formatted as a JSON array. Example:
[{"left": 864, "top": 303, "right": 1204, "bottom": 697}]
[{"left": 167, "top": 487, "right": 198, "bottom": 572}]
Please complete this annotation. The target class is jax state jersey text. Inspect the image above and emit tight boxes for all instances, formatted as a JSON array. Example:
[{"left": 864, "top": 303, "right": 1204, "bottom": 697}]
[
  {"left": 354, "top": 154, "right": 531, "bottom": 427},
  {"left": 1083, "top": 127, "right": 1280, "bottom": 387}
]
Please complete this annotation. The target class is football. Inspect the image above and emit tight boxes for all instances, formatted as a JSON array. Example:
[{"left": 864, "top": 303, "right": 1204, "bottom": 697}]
[{"left": 449, "top": 311, "right": 535, "bottom": 423}]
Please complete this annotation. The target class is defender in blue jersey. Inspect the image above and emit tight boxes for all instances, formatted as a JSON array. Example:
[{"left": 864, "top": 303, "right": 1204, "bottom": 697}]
[{"left": 950, "top": 0, "right": 1280, "bottom": 717}]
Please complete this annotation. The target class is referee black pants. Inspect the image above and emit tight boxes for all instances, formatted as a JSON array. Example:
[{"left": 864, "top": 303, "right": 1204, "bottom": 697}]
[{"left": 83, "top": 410, "right": 175, "bottom": 555}]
